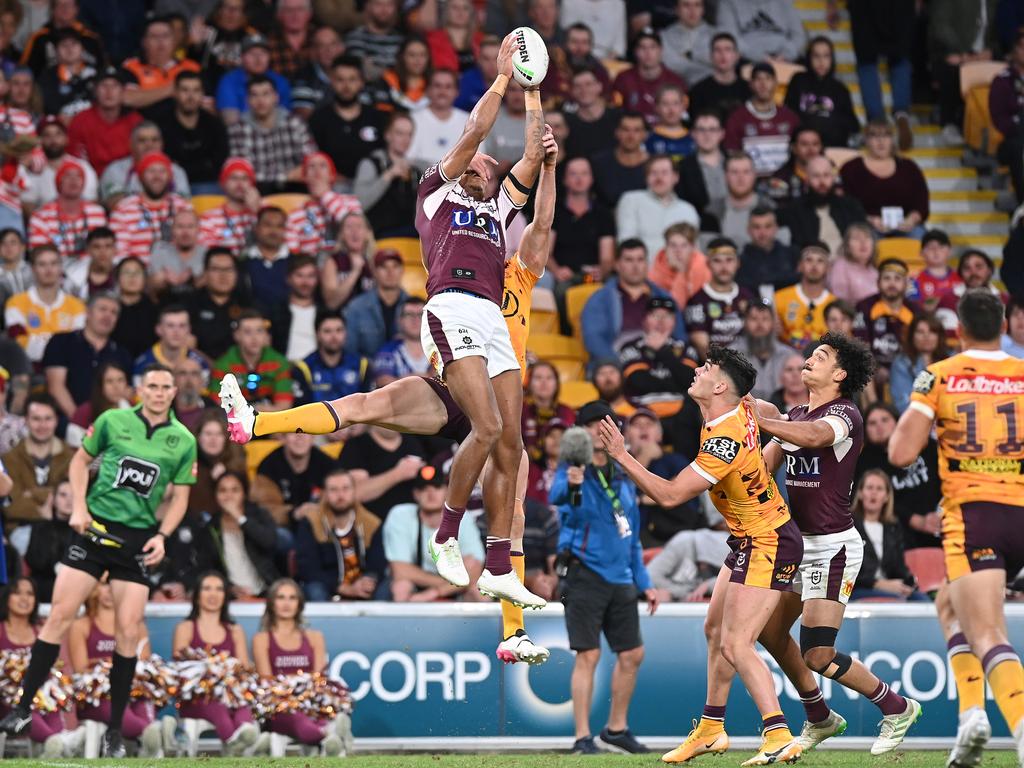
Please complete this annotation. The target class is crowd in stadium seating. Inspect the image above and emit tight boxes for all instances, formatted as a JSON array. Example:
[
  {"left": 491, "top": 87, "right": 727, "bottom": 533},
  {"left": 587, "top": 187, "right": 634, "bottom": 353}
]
[{"left": 0, "top": 0, "right": 1021, "bottom": 605}]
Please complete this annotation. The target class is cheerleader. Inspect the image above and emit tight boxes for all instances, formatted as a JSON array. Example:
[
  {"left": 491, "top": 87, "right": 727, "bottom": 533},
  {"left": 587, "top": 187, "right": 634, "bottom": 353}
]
[
  {"left": 68, "top": 581, "right": 175, "bottom": 757},
  {"left": 252, "top": 578, "right": 344, "bottom": 755},
  {"left": 0, "top": 577, "right": 82, "bottom": 757},
  {"left": 172, "top": 571, "right": 259, "bottom": 755}
]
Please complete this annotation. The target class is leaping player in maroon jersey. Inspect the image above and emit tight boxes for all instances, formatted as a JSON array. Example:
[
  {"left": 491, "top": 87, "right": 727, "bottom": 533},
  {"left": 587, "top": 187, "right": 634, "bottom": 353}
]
[
  {"left": 753, "top": 327, "right": 922, "bottom": 756},
  {"left": 413, "top": 32, "right": 546, "bottom": 608}
]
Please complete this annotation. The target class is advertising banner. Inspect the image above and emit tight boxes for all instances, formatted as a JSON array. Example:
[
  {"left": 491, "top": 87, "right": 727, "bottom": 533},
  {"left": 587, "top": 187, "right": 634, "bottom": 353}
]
[{"left": 142, "top": 603, "right": 1023, "bottom": 739}]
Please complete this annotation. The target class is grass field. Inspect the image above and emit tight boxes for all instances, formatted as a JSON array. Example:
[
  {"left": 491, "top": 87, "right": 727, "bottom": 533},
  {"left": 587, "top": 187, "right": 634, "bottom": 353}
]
[{"left": 0, "top": 753, "right": 1020, "bottom": 768}]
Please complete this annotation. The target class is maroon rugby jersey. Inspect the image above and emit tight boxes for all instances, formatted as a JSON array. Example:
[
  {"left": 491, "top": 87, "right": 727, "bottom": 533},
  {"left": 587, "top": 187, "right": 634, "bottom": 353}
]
[
  {"left": 778, "top": 398, "right": 863, "bottom": 535},
  {"left": 683, "top": 284, "right": 753, "bottom": 347},
  {"left": 415, "top": 162, "right": 523, "bottom": 306}
]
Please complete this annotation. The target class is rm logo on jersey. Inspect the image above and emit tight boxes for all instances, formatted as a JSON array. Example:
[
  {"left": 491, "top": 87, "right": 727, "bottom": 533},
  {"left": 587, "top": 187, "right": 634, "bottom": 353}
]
[
  {"left": 912, "top": 369, "right": 936, "bottom": 395},
  {"left": 114, "top": 457, "right": 161, "bottom": 498},
  {"left": 701, "top": 436, "right": 741, "bottom": 464}
]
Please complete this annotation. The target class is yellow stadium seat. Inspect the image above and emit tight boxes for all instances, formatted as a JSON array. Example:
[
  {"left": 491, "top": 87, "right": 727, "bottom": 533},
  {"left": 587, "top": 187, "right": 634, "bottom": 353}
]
[
  {"left": 549, "top": 358, "right": 584, "bottom": 382},
  {"left": 824, "top": 147, "right": 860, "bottom": 169},
  {"left": 964, "top": 85, "right": 1003, "bottom": 154},
  {"left": 528, "top": 333, "right": 585, "bottom": 361},
  {"left": 602, "top": 57, "right": 632, "bottom": 81},
  {"left": 959, "top": 60, "right": 1006, "bottom": 98},
  {"left": 401, "top": 264, "right": 428, "bottom": 299},
  {"left": 320, "top": 440, "right": 344, "bottom": 459},
  {"left": 529, "top": 286, "right": 558, "bottom": 334},
  {"left": 377, "top": 237, "right": 423, "bottom": 266},
  {"left": 560, "top": 380, "right": 598, "bottom": 409},
  {"left": 263, "top": 193, "right": 311, "bottom": 214},
  {"left": 565, "top": 282, "right": 602, "bottom": 338},
  {"left": 877, "top": 237, "right": 924, "bottom": 276},
  {"left": 191, "top": 194, "right": 226, "bottom": 214},
  {"left": 245, "top": 438, "right": 281, "bottom": 480}
]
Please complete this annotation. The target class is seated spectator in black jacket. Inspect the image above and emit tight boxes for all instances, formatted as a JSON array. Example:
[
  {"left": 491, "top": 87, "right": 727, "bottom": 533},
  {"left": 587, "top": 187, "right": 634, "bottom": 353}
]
[
  {"left": 591, "top": 111, "right": 649, "bottom": 208},
  {"left": 762, "top": 126, "right": 823, "bottom": 204},
  {"left": 551, "top": 156, "right": 616, "bottom": 285},
  {"left": 1001, "top": 211, "right": 1024, "bottom": 303},
  {"left": 780, "top": 155, "right": 866, "bottom": 255},
  {"left": 251, "top": 432, "right": 335, "bottom": 532},
  {"left": 851, "top": 469, "right": 929, "bottom": 602},
  {"left": 620, "top": 297, "right": 693, "bottom": 418},
  {"left": 161, "top": 470, "right": 280, "bottom": 600},
  {"left": 736, "top": 207, "right": 798, "bottom": 296},
  {"left": 353, "top": 112, "right": 422, "bottom": 238},
  {"left": 187, "top": 248, "right": 252, "bottom": 360},
  {"left": 266, "top": 254, "right": 322, "bottom": 362},
  {"left": 783, "top": 36, "right": 859, "bottom": 148},
  {"left": 24, "top": 480, "right": 73, "bottom": 602},
  {"left": 687, "top": 32, "right": 750, "bottom": 119},
  {"left": 295, "top": 468, "right": 382, "bottom": 602}
]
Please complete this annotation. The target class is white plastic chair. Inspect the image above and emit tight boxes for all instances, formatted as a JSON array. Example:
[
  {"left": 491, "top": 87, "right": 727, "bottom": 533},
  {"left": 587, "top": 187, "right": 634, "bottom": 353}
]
[
  {"left": 270, "top": 731, "right": 292, "bottom": 757},
  {"left": 82, "top": 720, "right": 106, "bottom": 759},
  {"left": 182, "top": 718, "right": 215, "bottom": 757}
]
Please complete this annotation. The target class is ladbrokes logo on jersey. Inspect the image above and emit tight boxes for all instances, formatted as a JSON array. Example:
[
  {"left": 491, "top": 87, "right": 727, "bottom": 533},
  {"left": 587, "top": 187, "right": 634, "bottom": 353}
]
[
  {"left": 114, "top": 457, "right": 161, "bottom": 498},
  {"left": 451, "top": 208, "right": 500, "bottom": 245},
  {"left": 947, "top": 375, "right": 1024, "bottom": 395}
]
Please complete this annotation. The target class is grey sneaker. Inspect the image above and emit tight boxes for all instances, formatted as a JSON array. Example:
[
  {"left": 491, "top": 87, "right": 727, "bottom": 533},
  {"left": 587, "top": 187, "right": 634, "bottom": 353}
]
[{"left": 871, "top": 698, "right": 922, "bottom": 755}]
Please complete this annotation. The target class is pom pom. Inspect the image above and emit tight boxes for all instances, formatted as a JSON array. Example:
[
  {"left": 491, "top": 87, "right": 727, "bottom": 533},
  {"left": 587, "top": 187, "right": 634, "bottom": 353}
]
[
  {"left": 174, "top": 648, "right": 258, "bottom": 711},
  {"left": 0, "top": 649, "right": 73, "bottom": 713},
  {"left": 252, "top": 671, "right": 352, "bottom": 722}
]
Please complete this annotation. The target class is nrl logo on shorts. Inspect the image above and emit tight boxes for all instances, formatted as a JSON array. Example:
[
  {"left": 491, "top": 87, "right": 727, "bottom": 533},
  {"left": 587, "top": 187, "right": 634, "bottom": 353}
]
[{"left": 114, "top": 457, "right": 162, "bottom": 498}]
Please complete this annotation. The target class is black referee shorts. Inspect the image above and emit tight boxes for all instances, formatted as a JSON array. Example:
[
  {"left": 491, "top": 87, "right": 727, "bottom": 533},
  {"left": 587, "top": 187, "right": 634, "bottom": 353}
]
[
  {"left": 563, "top": 561, "right": 642, "bottom": 653},
  {"left": 61, "top": 516, "right": 156, "bottom": 586}
]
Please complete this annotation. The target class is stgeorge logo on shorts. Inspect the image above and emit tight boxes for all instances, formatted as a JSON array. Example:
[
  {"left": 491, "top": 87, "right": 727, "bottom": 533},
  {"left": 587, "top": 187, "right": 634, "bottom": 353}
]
[
  {"left": 841, "top": 579, "right": 854, "bottom": 597},
  {"left": 67, "top": 544, "right": 87, "bottom": 561},
  {"left": 114, "top": 456, "right": 162, "bottom": 498}
]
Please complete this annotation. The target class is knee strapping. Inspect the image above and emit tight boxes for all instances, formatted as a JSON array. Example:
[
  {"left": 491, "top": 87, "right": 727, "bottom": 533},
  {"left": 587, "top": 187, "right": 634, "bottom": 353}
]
[{"left": 801, "top": 625, "right": 851, "bottom": 677}]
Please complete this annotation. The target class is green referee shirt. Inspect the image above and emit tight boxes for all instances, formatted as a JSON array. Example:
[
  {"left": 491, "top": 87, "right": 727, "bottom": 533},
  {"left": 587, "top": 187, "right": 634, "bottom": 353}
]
[{"left": 81, "top": 406, "right": 198, "bottom": 530}]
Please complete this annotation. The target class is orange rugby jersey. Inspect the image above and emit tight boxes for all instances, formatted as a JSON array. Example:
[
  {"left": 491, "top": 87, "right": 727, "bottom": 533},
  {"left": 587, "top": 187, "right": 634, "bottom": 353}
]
[
  {"left": 501, "top": 255, "right": 539, "bottom": 378},
  {"left": 910, "top": 350, "right": 1024, "bottom": 508},
  {"left": 691, "top": 399, "right": 791, "bottom": 538}
]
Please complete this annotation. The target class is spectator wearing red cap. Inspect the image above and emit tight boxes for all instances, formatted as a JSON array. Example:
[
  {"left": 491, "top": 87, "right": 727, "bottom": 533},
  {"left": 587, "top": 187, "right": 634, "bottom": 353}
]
[
  {"left": 27, "top": 160, "right": 106, "bottom": 264},
  {"left": 66, "top": 67, "right": 142, "bottom": 177},
  {"left": 23, "top": 115, "right": 98, "bottom": 211},
  {"left": 198, "top": 157, "right": 260, "bottom": 255},
  {"left": 285, "top": 152, "right": 361, "bottom": 258},
  {"left": 228, "top": 74, "right": 316, "bottom": 194},
  {"left": 99, "top": 120, "right": 190, "bottom": 208},
  {"left": 108, "top": 151, "right": 190, "bottom": 261}
]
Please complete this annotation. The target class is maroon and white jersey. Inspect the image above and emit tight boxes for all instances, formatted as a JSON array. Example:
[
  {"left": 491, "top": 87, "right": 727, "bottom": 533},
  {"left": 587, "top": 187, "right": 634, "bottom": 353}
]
[
  {"left": 723, "top": 102, "right": 800, "bottom": 177},
  {"left": 415, "top": 162, "right": 524, "bottom": 306},
  {"left": 684, "top": 283, "right": 753, "bottom": 347},
  {"left": 777, "top": 398, "right": 863, "bottom": 536}
]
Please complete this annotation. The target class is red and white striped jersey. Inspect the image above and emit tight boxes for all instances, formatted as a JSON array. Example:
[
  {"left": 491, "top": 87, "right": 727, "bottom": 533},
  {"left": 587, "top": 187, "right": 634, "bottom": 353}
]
[
  {"left": 285, "top": 191, "right": 361, "bottom": 256},
  {"left": 0, "top": 107, "right": 38, "bottom": 214},
  {"left": 198, "top": 204, "right": 257, "bottom": 254},
  {"left": 0, "top": 165, "right": 27, "bottom": 215},
  {"left": 109, "top": 194, "right": 190, "bottom": 262},
  {"left": 28, "top": 201, "right": 108, "bottom": 262},
  {"left": 0, "top": 106, "right": 37, "bottom": 138}
]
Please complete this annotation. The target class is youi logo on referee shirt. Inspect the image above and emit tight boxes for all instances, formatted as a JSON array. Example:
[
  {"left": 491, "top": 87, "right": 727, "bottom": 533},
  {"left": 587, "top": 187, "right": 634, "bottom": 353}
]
[
  {"left": 114, "top": 456, "right": 161, "bottom": 498},
  {"left": 450, "top": 207, "right": 500, "bottom": 244}
]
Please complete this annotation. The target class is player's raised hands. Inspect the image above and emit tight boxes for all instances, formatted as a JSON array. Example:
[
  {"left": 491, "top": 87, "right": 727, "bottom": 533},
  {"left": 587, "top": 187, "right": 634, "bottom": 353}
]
[
  {"left": 598, "top": 415, "right": 627, "bottom": 460},
  {"left": 542, "top": 124, "right": 557, "bottom": 167},
  {"left": 496, "top": 33, "right": 518, "bottom": 80},
  {"left": 468, "top": 152, "right": 498, "bottom": 182}
]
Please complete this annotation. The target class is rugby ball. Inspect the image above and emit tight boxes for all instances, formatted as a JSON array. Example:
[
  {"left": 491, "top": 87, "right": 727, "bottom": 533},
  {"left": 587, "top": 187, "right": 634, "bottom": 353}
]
[{"left": 510, "top": 27, "right": 549, "bottom": 88}]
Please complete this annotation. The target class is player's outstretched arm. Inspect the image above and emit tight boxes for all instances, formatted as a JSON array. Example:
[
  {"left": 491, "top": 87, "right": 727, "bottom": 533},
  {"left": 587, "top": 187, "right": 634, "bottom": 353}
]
[
  {"left": 439, "top": 32, "right": 518, "bottom": 182},
  {"left": 598, "top": 416, "right": 711, "bottom": 506},
  {"left": 888, "top": 407, "right": 932, "bottom": 467},
  {"left": 517, "top": 126, "right": 557, "bottom": 276},
  {"left": 758, "top": 415, "right": 848, "bottom": 449},
  {"left": 502, "top": 86, "right": 545, "bottom": 208}
]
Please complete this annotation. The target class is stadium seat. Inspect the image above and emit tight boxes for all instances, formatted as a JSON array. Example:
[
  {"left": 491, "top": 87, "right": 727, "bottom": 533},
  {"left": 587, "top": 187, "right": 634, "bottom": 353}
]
[
  {"left": 959, "top": 61, "right": 1007, "bottom": 99},
  {"left": 401, "top": 264, "right": 428, "bottom": 299},
  {"left": 560, "top": 380, "right": 599, "bottom": 408},
  {"left": 245, "top": 439, "right": 281, "bottom": 480},
  {"left": 182, "top": 718, "right": 215, "bottom": 758},
  {"left": 191, "top": 194, "right": 226, "bottom": 214},
  {"left": 377, "top": 237, "right": 423, "bottom": 266},
  {"left": 602, "top": 57, "right": 632, "bottom": 81},
  {"left": 320, "top": 440, "right": 344, "bottom": 459},
  {"left": 263, "top": 193, "right": 311, "bottom": 214},
  {"left": 964, "top": 85, "right": 1003, "bottom": 154},
  {"left": 530, "top": 286, "right": 558, "bottom": 334},
  {"left": 877, "top": 237, "right": 924, "bottom": 275},
  {"left": 565, "top": 282, "right": 601, "bottom": 338},
  {"left": 905, "top": 548, "right": 946, "bottom": 594},
  {"left": 529, "top": 333, "right": 586, "bottom": 382},
  {"left": 824, "top": 147, "right": 860, "bottom": 169}
]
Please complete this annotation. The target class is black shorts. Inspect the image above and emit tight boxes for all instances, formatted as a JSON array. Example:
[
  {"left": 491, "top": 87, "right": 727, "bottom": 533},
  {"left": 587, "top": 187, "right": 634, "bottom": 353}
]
[
  {"left": 563, "top": 561, "right": 642, "bottom": 653},
  {"left": 61, "top": 516, "right": 156, "bottom": 586}
]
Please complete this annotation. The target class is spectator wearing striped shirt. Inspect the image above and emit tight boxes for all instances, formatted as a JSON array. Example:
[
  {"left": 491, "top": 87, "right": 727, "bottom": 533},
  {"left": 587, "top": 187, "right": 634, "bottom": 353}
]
[
  {"left": 198, "top": 157, "right": 260, "bottom": 254},
  {"left": 98, "top": 121, "right": 191, "bottom": 208},
  {"left": 23, "top": 115, "right": 98, "bottom": 211},
  {"left": 343, "top": 0, "right": 405, "bottom": 80},
  {"left": 285, "top": 152, "right": 361, "bottom": 259},
  {"left": 228, "top": 74, "right": 316, "bottom": 195},
  {"left": 0, "top": 100, "right": 37, "bottom": 236},
  {"left": 5, "top": 244, "right": 86, "bottom": 365},
  {"left": 210, "top": 308, "right": 294, "bottom": 411},
  {"left": 27, "top": 160, "right": 106, "bottom": 264},
  {"left": 108, "top": 151, "right": 189, "bottom": 262}
]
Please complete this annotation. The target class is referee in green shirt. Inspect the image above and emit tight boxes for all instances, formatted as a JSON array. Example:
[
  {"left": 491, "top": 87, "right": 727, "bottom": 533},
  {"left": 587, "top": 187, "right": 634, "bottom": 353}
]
[{"left": 0, "top": 364, "right": 197, "bottom": 757}]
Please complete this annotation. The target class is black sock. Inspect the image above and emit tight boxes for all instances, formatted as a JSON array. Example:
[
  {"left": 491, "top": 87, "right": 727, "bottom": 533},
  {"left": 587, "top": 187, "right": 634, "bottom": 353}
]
[
  {"left": 606, "top": 728, "right": 625, "bottom": 736},
  {"left": 108, "top": 653, "right": 137, "bottom": 732},
  {"left": 16, "top": 639, "right": 60, "bottom": 712}
]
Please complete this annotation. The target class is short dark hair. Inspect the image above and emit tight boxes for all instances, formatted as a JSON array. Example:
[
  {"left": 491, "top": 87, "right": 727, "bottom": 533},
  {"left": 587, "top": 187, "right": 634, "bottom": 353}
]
[
  {"left": 0, "top": 577, "right": 38, "bottom": 626},
  {"left": 692, "top": 107, "right": 722, "bottom": 125},
  {"left": 330, "top": 54, "right": 364, "bottom": 75},
  {"left": 744, "top": 300, "right": 774, "bottom": 318},
  {"left": 749, "top": 205, "right": 775, "bottom": 220},
  {"left": 115, "top": 255, "right": 146, "bottom": 279},
  {"left": 566, "top": 22, "right": 593, "bottom": 39},
  {"left": 287, "top": 253, "right": 318, "bottom": 274},
  {"left": 86, "top": 226, "right": 115, "bottom": 243},
  {"left": 818, "top": 330, "right": 876, "bottom": 398},
  {"left": 958, "top": 289, "right": 1005, "bottom": 342},
  {"left": 824, "top": 298, "right": 856, "bottom": 321},
  {"left": 711, "top": 31, "right": 737, "bottom": 49},
  {"left": 157, "top": 303, "right": 188, "bottom": 322},
  {"left": 800, "top": 242, "right": 830, "bottom": 261},
  {"left": 315, "top": 308, "right": 345, "bottom": 332},
  {"left": 618, "top": 111, "right": 647, "bottom": 128},
  {"left": 792, "top": 126, "right": 823, "bottom": 145},
  {"left": 617, "top": 238, "right": 647, "bottom": 258},
  {"left": 28, "top": 244, "right": 58, "bottom": 265},
  {"left": 957, "top": 248, "right": 994, "bottom": 279},
  {"left": 247, "top": 73, "right": 276, "bottom": 93},
  {"left": 257, "top": 205, "right": 287, "bottom": 224},
  {"left": 140, "top": 362, "right": 174, "bottom": 381},
  {"left": 233, "top": 308, "right": 266, "bottom": 329},
  {"left": 204, "top": 246, "right": 235, "bottom": 269},
  {"left": 174, "top": 69, "right": 202, "bottom": 87},
  {"left": 25, "top": 393, "right": 58, "bottom": 417},
  {"left": 707, "top": 236, "right": 738, "bottom": 254},
  {"left": 706, "top": 344, "right": 756, "bottom": 397}
]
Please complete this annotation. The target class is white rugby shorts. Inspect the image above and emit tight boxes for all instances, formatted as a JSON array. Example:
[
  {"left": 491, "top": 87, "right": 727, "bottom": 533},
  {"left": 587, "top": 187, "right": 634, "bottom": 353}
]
[
  {"left": 792, "top": 528, "right": 864, "bottom": 604},
  {"left": 421, "top": 291, "right": 520, "bottom": 379}
]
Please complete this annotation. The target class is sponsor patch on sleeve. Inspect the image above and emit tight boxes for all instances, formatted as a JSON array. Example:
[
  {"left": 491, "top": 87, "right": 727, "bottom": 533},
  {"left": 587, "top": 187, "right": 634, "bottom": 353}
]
[
  {"left": 700, "top": 436, "right": 741, "bottom": 464},
  {"left": 913, "top": 369, "right": 937, "bottom": 395}
]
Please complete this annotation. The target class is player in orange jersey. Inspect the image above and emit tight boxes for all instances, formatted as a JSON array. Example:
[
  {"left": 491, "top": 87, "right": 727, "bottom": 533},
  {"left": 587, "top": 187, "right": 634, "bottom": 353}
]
[
  {"left": 219, "top": 128, "right": 558, "bottom": 664},
  {"left": 599, "top": 345, "right": 803, "bottom": 767},
  {"left": 891, "top": 289, "right": 1024, "bottom": 768}
]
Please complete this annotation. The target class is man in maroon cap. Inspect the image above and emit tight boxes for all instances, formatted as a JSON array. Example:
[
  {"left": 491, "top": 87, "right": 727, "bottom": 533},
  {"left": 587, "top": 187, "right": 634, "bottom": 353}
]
[
  {"left": 108, "top": 151, "right": 189, "bottom": 260},
  {"left": 199, "top": 157, "right": 261, "bottom": 254},
  {"left": 341, "top": 249, "right": 409, "bottom": 360}
]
